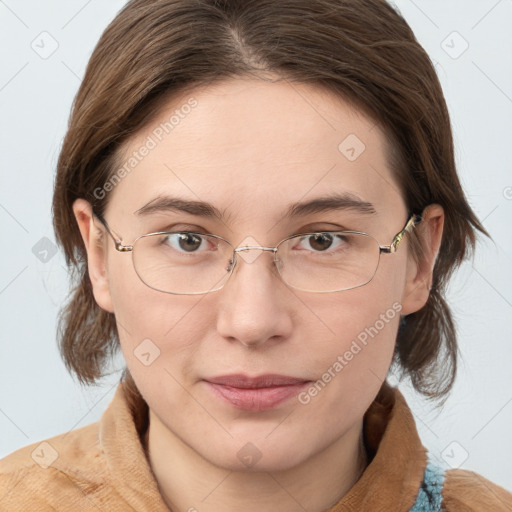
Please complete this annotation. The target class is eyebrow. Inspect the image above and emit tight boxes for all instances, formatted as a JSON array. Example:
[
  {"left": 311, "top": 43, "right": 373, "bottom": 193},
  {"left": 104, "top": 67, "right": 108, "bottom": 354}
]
[
  {"left": 134, "top": 196, "right": 223, "bottom": 219},
  {"left": 133, "top": 192, "right": 376, "bottom": 220},
  {"left": 284, "top": 192, "right": 376, "bottom": 218}
]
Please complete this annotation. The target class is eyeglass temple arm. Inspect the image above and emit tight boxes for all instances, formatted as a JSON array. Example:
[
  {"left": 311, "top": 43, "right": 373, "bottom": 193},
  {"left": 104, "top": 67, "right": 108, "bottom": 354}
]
[
  {"left": 379, "top": 213, "right": 422, "bottom": 254},
  {"left": 92, "top": 211, "right": 133, "bottom": 252}
]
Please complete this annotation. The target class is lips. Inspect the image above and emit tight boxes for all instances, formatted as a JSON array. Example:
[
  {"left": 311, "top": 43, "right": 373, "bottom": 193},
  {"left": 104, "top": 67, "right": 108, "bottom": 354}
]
[{"left": 204, "top": 374, "right": 311, "bottom": 411}]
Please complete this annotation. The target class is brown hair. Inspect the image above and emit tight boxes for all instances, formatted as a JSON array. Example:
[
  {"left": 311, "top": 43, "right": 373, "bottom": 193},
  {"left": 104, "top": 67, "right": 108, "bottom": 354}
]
[{"left": 52, "top": 0, "right": 488, "bottom": 406}]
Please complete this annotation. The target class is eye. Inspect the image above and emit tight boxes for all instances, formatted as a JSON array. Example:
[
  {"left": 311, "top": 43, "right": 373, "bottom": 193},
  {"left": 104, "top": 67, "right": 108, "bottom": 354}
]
[
  {"left": 161, "top": 232, "right": 212, "bottom": 253},
  {"left": 295, "top": 232, "right": 348, "bottom": 252}
]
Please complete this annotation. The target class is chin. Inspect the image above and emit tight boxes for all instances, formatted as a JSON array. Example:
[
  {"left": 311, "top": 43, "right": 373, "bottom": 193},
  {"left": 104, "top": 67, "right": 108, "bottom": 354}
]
[{"left": 201, "top": 435, "right": 314, "bottom": 473}]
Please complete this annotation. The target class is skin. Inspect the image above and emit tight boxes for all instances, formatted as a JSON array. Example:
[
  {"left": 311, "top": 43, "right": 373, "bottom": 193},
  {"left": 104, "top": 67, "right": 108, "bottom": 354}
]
[{"left": 73, "top": 77, "right": 443, "bottom": 512}]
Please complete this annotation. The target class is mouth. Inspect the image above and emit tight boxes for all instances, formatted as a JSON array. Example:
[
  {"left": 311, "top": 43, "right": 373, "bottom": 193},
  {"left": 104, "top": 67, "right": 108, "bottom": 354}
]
[{"left": 203, "top": 374, "right": 311, "bottom": 411}]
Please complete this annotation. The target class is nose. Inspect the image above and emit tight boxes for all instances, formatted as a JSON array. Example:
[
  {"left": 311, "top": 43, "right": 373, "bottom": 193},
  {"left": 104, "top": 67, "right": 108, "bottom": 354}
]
[{"left": 215, "top": 249, "right": 293, "bottom": 348}]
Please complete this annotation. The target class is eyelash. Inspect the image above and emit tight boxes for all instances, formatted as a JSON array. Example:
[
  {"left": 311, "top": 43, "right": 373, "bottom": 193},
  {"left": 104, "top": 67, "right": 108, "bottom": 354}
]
[{"left": 154, "top": 222, "right": 352, "bottom": 236}]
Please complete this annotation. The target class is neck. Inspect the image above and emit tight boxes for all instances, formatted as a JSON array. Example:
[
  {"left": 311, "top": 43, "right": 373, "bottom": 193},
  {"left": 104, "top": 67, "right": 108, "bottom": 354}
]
[{"left": 144, "top": 412, "right": 368, "bottom": 512}]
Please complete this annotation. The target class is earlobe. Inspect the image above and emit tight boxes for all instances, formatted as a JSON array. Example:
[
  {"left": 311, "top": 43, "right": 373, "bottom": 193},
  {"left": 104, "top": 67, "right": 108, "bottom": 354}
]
[
  {"left": 400, "top": 204, "right": 444, "bottom": 315},
  {"left": 72, "top": 199, "right": 114, "bottom": 313}
]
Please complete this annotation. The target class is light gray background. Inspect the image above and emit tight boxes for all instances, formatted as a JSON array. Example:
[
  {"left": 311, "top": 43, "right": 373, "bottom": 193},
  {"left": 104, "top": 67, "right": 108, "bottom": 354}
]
[{"left": 1, "top": 0, "right": 511, "bottom": 492}]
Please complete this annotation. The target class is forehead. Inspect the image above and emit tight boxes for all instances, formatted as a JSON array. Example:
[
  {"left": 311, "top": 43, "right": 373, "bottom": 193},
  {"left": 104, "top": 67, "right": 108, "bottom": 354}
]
[{"left": 106, "top": 78, "right": 405, "bottom": 227}]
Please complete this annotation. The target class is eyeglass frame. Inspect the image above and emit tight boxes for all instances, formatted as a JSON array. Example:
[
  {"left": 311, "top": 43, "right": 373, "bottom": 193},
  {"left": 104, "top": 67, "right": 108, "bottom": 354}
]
[{"left": 92, "top": 210, "right": 422, "bottom": 294}]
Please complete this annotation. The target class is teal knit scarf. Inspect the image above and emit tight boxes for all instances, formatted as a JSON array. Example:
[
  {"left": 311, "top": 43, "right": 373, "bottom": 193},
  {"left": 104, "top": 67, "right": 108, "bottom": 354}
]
[{"left": 409, "top": 461, "right": 446, "bottom": 511}]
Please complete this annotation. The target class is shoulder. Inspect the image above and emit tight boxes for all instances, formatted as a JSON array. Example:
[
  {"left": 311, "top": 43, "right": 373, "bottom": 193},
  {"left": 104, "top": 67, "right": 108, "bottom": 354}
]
[
  {"left": 0, "top": 421, "right": 111, "bottom": 510},
  {"left": 442, "top": 468, "right": 512, "bottom": 512}
]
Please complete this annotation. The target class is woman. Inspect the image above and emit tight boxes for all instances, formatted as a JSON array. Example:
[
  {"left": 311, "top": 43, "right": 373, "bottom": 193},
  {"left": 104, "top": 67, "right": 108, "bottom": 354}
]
[{"left": 1, "top": 0, "right": 511, "bottom": 510}]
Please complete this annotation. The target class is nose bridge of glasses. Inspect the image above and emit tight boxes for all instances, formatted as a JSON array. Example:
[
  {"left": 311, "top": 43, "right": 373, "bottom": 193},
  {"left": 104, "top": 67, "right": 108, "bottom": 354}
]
[
  {"left": 233, "top": 244, "right": 278, "bottom": 266},
  {"left": 234, "top": 245, "right": 277, "bottom": 254}
]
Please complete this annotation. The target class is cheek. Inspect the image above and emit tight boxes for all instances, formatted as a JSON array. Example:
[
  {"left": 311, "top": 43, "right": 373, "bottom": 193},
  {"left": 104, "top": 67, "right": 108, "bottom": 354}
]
[
  {"left": 308, "top": 288, "right": 401, "bottom": 372},
  {"left": 298, "top": 256, "right": 405, "bottom": 395},
  {"left": 295, "top": 292, "right": 401, "bottom": 433},
  {"left": 105, "top": 254, "right": 214, "bottom": 379}
]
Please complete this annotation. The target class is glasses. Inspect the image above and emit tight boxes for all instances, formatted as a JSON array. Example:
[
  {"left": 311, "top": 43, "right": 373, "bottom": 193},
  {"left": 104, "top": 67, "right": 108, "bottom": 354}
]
[{"left": 93, "top": 212, "right": 421, "bottom": 294}]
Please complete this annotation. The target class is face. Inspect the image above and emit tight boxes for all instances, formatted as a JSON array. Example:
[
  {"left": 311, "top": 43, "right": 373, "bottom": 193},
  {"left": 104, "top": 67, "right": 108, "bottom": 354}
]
[{"left": 78, "top": 77, "right": 432, "bottom": 472}]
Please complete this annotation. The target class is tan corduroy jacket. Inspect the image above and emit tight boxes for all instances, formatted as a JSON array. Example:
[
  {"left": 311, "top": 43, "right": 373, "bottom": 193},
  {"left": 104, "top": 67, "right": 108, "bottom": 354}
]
[{"left": 1, "top": 380, "right": 511, "bottom": 511}]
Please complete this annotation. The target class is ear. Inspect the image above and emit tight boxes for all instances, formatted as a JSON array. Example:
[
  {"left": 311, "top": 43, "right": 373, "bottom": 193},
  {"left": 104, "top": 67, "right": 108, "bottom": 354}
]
[
  {"left": 72, "top": 198, "right": 114, "bottom": 313},
  {"left": 400, "top": 204, "right": 444, "bottom": 315}
]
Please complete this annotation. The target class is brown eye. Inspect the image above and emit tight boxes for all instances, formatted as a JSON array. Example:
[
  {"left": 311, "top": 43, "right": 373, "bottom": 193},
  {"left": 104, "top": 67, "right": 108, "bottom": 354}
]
[
  {"left": 160, "top": 232, "right": 207, "bottom": 253},
  {"left": 177, "top": 233, "right": 203, "bottom": 252},
  {"left": 308, "top": 233, "right": 334, "bottom": 251}
]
